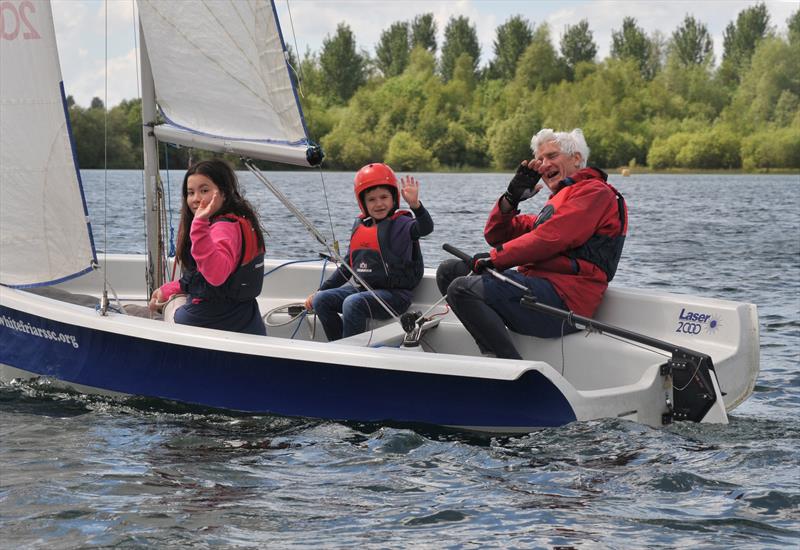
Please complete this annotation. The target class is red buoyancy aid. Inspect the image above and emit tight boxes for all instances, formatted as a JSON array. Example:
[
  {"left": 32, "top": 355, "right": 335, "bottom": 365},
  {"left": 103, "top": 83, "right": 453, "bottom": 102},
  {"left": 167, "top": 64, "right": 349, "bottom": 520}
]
[
  {"left": 486, "top": 167, "right": 627, "bottom": 316},
  {"left": 348, "top": 210, "right": 424, "bottom": 290},
  {"left": 180, "top": 214, "right": 265, "bottom": 301}
]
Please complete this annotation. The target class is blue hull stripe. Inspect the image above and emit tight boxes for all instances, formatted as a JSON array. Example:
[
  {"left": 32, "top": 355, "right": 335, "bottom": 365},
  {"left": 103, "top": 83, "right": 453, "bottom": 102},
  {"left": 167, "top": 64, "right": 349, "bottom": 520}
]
[{"left": 0, "top": 306, "right": 577, "bottom": 428}]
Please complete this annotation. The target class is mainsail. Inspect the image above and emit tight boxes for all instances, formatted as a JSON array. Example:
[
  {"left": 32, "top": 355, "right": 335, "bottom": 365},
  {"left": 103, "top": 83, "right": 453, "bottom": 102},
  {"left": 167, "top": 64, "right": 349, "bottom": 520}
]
[
  {"left": 0, "top": 0, "right": 97, "bottom": 287},
  {"left": 137, "top": 0, "right": 320, "bottom": 166}
]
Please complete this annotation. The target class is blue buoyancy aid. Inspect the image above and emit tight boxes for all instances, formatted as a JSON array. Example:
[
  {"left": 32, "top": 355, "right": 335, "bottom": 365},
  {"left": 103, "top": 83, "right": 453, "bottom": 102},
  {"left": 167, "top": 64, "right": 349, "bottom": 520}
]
[{"left": 180, "top": 214, "right": 265, "bottom": 301}]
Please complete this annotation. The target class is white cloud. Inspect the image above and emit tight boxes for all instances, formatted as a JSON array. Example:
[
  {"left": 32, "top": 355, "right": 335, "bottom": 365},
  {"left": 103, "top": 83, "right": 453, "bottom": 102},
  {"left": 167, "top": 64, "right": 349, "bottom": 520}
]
[{"left": 53, "top": 0, "right": 138, "bottom": 106}]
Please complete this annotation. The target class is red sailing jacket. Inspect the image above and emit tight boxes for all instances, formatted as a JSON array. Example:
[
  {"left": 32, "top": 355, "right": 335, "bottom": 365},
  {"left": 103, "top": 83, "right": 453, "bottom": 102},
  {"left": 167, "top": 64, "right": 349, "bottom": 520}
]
[{"left": 485, "top": 167, "right": 627, "bottom": 317}]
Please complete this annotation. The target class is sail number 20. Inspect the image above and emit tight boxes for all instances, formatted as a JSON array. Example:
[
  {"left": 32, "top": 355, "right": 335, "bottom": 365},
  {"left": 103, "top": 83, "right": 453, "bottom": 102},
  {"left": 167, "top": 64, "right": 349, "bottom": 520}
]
[{"left": 0, "top": 1, "right": 41, "bottom": 40}]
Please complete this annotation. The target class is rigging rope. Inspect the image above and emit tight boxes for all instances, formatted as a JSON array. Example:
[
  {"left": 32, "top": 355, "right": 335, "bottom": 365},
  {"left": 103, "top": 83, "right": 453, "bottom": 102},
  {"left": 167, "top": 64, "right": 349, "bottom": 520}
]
[
  {"left": 100, "top": 0, "right": 109, "bottom": 315},
  {"left": 284, "top": 0, "right": 304, "bottom": 97},
  {"left": 282, "top": 0, "right": 338, "bottom": 249},
  {"left": 163, "top": 144, "right": 176, "bottom": 258}
]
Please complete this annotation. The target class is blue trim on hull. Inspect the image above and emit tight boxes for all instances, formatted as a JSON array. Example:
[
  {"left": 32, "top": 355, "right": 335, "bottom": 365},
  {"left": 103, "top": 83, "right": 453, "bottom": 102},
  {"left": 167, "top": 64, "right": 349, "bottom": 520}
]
[{"left": 0, "top": 305, "right": 577, "bottom": 428}]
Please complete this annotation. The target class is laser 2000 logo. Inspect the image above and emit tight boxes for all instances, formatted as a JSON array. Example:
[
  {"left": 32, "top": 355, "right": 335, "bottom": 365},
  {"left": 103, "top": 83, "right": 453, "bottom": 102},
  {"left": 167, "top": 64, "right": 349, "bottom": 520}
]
[{"left": 675, "top": 308, "right": 721, "bottom": 336}]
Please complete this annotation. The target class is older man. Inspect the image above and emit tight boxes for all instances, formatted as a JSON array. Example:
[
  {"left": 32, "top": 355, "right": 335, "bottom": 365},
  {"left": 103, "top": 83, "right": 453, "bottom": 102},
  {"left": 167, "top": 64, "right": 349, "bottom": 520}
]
[{"left": 436, "top": 128, "right": 628, "bottom": 359}]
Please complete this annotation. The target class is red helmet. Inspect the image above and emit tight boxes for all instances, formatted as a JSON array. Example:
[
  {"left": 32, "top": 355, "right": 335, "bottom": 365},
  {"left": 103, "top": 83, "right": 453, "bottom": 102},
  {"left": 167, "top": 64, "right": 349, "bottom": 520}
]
[{"left": 354, "top": 163, "right": 399, "bottom": 216}]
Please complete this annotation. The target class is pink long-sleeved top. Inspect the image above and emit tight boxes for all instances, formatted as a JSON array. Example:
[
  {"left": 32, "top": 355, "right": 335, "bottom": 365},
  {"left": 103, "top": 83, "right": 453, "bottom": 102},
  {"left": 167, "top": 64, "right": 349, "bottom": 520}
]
[{"left": 159, "top": 216, "right": 242, "bottom": 301}]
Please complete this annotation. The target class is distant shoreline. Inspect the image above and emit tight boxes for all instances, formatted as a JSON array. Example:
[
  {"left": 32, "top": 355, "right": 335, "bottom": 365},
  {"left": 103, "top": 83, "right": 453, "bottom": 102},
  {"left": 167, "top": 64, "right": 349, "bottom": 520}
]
[{"left": 78, "top": 167, "right": 800, "bottom": 175}]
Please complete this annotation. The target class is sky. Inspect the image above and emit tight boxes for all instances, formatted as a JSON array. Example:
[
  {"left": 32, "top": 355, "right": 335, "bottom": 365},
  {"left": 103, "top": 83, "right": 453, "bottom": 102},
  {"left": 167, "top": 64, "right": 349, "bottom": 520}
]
[{"left": 50, "top": 0, "right": 797, "bottom": 108}]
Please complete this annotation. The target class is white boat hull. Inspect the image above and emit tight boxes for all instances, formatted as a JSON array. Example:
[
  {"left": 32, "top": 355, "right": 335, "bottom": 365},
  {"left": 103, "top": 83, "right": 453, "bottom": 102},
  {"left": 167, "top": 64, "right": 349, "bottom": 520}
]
[{"left": 0, "top": 255, "right": 758, "bottom": 432}]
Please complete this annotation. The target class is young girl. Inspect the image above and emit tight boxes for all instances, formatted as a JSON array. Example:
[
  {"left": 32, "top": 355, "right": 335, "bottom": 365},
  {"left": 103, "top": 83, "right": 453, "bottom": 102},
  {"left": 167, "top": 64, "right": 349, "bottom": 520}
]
[
  {"left": 149, "top": 159, "right": 267, "bottom": 335},
  {"left": 304, "top": 162, "right": 433, "bottom": 341}
]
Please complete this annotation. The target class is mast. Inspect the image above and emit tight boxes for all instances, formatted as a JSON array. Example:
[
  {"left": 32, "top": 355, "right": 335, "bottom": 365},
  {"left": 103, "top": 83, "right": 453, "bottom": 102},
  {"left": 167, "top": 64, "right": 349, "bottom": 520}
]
[{"left": 139, "top": 22, "right": 164, "bottom": 296}]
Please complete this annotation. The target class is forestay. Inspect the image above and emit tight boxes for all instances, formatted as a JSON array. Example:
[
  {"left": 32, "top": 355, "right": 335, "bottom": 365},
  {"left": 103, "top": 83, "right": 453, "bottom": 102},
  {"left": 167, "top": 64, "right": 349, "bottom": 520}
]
[
  {"left": 137, "top": 0, "right": 317, "bottom": 166},
  {"left": 0, "top": 0, "right": 96, "bottom": 288}
]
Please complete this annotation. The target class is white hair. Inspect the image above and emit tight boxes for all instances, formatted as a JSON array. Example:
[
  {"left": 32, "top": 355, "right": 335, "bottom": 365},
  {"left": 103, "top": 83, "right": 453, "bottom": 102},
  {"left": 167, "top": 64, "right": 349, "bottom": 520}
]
[{"left": 530, "top": 128, "right": 590, "bottom": 168}]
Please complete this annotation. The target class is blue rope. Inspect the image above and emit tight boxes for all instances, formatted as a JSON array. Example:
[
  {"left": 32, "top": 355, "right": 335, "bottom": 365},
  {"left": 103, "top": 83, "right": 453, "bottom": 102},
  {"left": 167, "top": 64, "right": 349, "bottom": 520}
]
[
  {"left": 164, "top": 144, "right": 176, "bottom": 257},
  {"left": 290, "top": 310, "right": 307, "bottom": 339},
  {"left": 262, "top": 256, "right": 331, "bottom": 340},
  {"left": 318, "top": 257, "right": 329, "bottom": 288},
  {"left": 263, "top": 257, "right": 327, "bottom": 278}
]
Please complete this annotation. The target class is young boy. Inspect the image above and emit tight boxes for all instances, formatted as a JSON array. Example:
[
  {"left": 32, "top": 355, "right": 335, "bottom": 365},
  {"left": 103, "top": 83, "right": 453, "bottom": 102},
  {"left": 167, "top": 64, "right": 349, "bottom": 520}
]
[{"left": 304, "top": 163, "right": 433, "bottom": 341}]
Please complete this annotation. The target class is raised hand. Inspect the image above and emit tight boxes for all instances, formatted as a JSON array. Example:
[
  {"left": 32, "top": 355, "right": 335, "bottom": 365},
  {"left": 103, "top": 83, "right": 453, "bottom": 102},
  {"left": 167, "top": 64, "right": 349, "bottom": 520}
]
[
  {"left": 503, "top": 161, "right": 542, "bottom": 208},
  {"left": 194, "top": 190, "right": 223, "bottom": 220},
  {"left": 400, "top": 175, "right": 420, "bottom": 209}
]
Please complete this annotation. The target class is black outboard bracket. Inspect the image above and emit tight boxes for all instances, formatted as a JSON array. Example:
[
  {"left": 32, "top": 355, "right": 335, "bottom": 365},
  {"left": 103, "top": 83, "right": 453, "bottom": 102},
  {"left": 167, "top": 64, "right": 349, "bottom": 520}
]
[
  {"left": 660, "top": 352, "right": 718, "bottom": 424},
  {"left": 401, "top": 311, "right": 423, "bottom": 347},
  {"left": 401, "top": 311, "right": 422, "bottom": 334}
]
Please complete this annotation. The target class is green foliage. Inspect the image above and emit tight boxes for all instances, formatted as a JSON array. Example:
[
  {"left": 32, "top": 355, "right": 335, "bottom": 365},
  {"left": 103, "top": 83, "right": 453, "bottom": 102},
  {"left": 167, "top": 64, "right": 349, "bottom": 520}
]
[
  {"left": 647, "top": 133, "right": 687, "bottom": 169},
  {"left": 490, "top": 15, "right": 533, "bottom": 81},
  {"left": 611, "top": 17, "right": 655, "bottom": 79},
  {"left": 440, "top": 16, "right": 480, "bottom": 82},
  {"left": 720, "top": 3, "right": 771, "bottom": 86},
  {"left": 723, "top": 3, "right": 771, "bottom": 63},
  {"left": 670, "top": 15, "right": 713, "bottom": 66},
  {"left": 319, "top": 52, "right": 444, "bottom": 168},
  {"left": 560, "top": 19, "right": 598, "bottom": 74},
  {"left": 451, "top": 53, "right": 477, "bottom": 92},
  {"left": 411, "top": 13, "right": 437, "bottom": 53},
  {"left": 376, "top": 22, "right": 411, "bottom": 77},
  {"left": 723, "top": 37, "right": 800, "bottom": 131},
  {"left": 514, "top": 25, "right": 567, "bottom": 91},
  {"left": 487, "top": 111, "right": 540, "bottom": 169},
  {"left": 648, "top": 127, "right": 741, "bottom": 169},
  {"left": 741, "top": 127, "right": 800, "bottom": 170},
  {"left": 789, "top": 9, "right": 800, "bottom": 45},
  {"left": 298, "top": 49, "right": 325, "bottom": 98},
  {"left": 654, "top": 56, "right": 725, "bottom": 120},
  {"left": 320, "top": 23, "right": 367, "bottom": 104},
  {"left": 406, "top": 46, "right": 436, "bottom": 77},
  {"left": 586, "top": 127, "right": 647, "bottom": 168},
  {"left": 301, "top": 94, "right": 343, "bottom": 143},
  {"left": 432, "top": 119, "right": 490, "bottom": 168},
  {"left": 320, "top": 122, "right": 378, "bottom": 169},
  {"left": 385, "top": 131, "right": 437, "bottom": 170},
  {"left": 69, "top": 98, "right": 140, "bottom": 169},
  {"left": 66, "top": 11, "right": 800, "bottom": 172},
  {"left": 773, "top": 90, "right": 800, "bottom": 127},
  {"left": 675, "top": 128, "right": 741, "bottom": 168}
]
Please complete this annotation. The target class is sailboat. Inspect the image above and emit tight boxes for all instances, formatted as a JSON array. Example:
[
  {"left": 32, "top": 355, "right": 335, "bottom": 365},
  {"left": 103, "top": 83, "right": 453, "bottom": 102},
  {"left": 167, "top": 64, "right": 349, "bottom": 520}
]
[{"left": 0, "top": 0, "right": 759, "bottom": 432}]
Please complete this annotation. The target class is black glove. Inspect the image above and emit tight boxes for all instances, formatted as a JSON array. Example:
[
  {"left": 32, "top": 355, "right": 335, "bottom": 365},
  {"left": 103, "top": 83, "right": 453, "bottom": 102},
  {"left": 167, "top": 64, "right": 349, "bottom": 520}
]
[
  {"left": 471, "top": 252, "right": 493, "bottom": 274},
  {"left": 503, "top": 163, "right": 541, "bottom": 207}
]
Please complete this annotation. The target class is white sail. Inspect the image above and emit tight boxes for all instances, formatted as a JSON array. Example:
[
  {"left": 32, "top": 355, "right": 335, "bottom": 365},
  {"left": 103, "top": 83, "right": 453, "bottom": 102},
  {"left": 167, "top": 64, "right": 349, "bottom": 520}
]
[
  {"left": 137, "top": 0, "right": 318, "bottom": 166},
  {"left": 0, "top": 0, "right": 96, "bottom": 287}
]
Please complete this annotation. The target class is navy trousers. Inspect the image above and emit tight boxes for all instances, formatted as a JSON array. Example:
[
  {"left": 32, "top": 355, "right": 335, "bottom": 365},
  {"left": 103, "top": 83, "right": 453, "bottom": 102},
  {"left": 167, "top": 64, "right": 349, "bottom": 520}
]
[
  {"left": 436, "top": 259, "right": 578, "bottom": 359},
  {"left": 174, "top": 298, "right": 267, "bottom": 336},
  {"left": 311, "top": 283, "right": 411, "bottom": 341}
]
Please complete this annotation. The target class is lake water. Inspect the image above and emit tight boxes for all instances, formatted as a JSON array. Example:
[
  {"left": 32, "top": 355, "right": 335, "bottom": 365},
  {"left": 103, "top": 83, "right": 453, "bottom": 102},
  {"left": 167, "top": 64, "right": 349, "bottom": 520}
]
[{"left": 2, "top": 171, "right": 798, "bottom": 548}]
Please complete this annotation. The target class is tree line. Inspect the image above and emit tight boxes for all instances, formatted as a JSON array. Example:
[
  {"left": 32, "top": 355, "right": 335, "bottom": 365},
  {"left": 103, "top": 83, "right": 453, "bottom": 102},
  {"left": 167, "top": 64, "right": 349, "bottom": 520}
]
[{"left": 69, "top": 4, "right": 799, "bottom": 171}]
